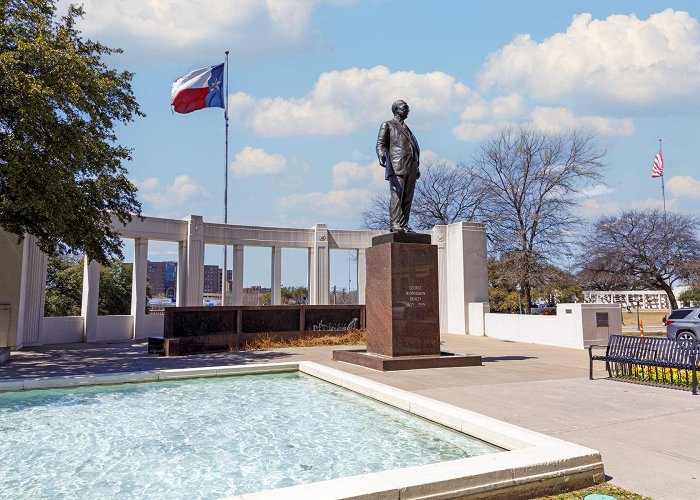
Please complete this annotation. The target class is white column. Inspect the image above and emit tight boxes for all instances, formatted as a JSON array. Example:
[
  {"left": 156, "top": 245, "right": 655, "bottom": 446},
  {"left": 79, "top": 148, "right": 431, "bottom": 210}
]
[
  {"left": 232, "top": 244, "right": 244, "bottom": 305},
  {"left": 16, "top": 235, "right": 47, "bottom": 347},
  {"left": 131, "top": 237, "right": 148, "bottom": 339},
  {"left": 307, "top": 248, "right": 314, "bottom": 305},
  {"left": 176, "top": 240, "right": 187, "bottom": 306},
  {"left": 271, "top": 246, "right": 282, "bottom": 305},
  {"left": 310, "top": 224, "right": 329, "bottom": 305},
  {"left": 81, "top": 257, "right": 101, "bottom": 342},
  {"left": 433, "top": 225, "right": 448, "bottom": 334},
  {"left": 185, "top": 215, "right": 204, "bottom": 306},
  {"left": 442, "top": 222, "right": 489, "bottom": 335},
  {"left": 357, "top": 248, "right": 366, "bottom": 305}
]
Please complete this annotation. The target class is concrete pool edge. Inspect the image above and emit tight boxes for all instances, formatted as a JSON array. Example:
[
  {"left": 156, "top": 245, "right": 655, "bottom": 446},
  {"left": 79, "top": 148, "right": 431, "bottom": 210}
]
[{"left": 0, "top": 362, "right": 604, "bottom": 499}]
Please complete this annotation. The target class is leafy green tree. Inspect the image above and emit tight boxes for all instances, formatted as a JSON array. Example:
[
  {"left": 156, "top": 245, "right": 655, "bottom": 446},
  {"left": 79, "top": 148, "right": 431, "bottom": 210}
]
[
  {"left": 98, "top": 260, "right": 133, "bottom": 315},
  {"left": 679, "top": 288, "right": 700, "bottom": 307},
  {"left": 1, "top": 1, "right": 142, "bottom": 264},
  {"left": 488, "top": 258, "right": 520, "bottom": 313},
  {"left": 44, "top": 256, "right": 149, "bottom": 316},
  {"left": 44, "top": 255, "right": 83, "bottom": 316},
  {"left": 281, "top": 286, "right": 308, "bottom": 304}
]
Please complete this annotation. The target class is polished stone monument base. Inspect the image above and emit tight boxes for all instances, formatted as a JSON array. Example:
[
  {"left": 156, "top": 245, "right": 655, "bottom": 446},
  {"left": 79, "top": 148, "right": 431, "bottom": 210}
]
[
  {"left": 333, "top": 232, "right": 481, "bottom": 371},
  {"left": 332, "top": 349, "right": 481, "bottom": 371}
]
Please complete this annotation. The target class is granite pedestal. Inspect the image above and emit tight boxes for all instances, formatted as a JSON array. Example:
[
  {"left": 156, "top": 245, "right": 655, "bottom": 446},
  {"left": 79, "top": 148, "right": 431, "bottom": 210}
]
[{"left": 333, "top": 232, "right": 481, "bottom": 371}]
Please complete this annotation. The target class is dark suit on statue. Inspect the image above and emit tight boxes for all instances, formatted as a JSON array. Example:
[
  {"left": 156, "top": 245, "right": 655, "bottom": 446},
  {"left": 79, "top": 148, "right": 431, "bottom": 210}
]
[{"left": 376, "top": 118, "right": 420, "bottom": 231}]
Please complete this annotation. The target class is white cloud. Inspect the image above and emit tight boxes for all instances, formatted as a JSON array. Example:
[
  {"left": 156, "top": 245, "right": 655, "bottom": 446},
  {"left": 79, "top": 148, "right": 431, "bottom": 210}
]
[
  {"left": 135, "top": 175, "right": 210, "bottom": 210},
  {"left": 452, "top": 122, "right": 502, "bottom": 142},
  {"left": 529, "top": 107, "right": 634, "bottom": 136},
  {"left": 576, "top": 184, "right": 616, "bottom": 198},
  {"left": 577, "top": 196, "right": 676, "bottom": 217},
  {"left": 331, "top": 160, "right": 384, "bottom": 188},
  {"left": 229, "top": 65, "right": 480, "bottom": 137},
  {"left": 61, "top": 0, "right": 351, "bottom": 60},
  {"left": 667, "top": 175, "right": 700, "bottom": 198},
  {"left": 277, "top": 189, "right": 374, "bottom": 216},
  {"left": 453, "top": 105, "right": 633, "bottom": 142},
  {"left": 230, "top": 146, "right": 287, "bottom": 178},
  {"left": 480, "top": 9, "right": 700, "bottom": 104}
]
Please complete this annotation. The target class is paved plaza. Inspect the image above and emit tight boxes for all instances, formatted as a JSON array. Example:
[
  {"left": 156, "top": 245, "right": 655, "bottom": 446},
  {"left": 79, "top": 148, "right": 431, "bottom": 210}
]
[{"left": 2, "top": 334, "right": 699, "bottom": 499}]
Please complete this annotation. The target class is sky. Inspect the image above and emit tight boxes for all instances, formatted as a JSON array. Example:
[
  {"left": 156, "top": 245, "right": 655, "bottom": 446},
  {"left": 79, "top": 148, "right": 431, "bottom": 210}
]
[{"left": 59, "top": 0, "right": 700, "bottom": 288}]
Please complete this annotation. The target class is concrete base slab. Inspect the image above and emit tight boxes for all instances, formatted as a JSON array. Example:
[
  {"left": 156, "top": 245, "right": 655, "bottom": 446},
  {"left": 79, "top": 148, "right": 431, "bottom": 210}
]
[
  {"left": 332, "top": 348, "right": 482, "bottom": 371},
  {"left": 0, "top": 347, "right": 9, "bottom": 365}
]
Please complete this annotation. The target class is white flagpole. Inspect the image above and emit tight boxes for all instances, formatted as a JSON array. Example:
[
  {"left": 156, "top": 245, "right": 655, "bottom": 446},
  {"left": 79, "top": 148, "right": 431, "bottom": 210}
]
[{"left": 221, "top": 50, "right": 230, "bottom": 306}]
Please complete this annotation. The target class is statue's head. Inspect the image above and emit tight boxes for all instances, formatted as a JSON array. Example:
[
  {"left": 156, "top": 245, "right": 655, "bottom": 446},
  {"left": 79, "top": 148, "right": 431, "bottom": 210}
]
[{"left": 391, "top": 100, "right": 409, "bottom": 119}]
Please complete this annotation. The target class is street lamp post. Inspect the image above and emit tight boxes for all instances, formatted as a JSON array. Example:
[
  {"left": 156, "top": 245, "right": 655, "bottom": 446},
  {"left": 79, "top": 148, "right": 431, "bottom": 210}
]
[
  {"left": 516, "top": 283, "right": 522, "bottom": 314},
  {"left": 636, "top": 300, "right": 641, "bottom": 330}
]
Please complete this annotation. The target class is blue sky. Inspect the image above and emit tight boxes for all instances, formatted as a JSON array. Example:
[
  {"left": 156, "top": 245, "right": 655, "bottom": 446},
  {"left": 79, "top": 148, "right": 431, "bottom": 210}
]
[{"left": 62, "top": 1, "right": 700, "bottom": 288}]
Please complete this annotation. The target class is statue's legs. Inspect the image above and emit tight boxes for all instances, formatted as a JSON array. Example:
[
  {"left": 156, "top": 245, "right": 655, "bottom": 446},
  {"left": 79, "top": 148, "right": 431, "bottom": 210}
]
[{"left": 388, "top": 169, "right": 417, "bottom": 231}]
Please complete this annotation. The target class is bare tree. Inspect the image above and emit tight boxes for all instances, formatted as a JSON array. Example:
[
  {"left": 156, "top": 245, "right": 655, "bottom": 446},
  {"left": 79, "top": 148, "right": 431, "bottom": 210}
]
[
  {"left": 361, "top": 161, "right": 485, "bottom": 231},
  {"left": 361, "top": 193, "right": 390, "bottom": 231},
  {"left": 472, "top": 126, "right": 606, "bottom": 313},
  {"left": 578, "top": 209, "right": 700, "bottom": 310}
]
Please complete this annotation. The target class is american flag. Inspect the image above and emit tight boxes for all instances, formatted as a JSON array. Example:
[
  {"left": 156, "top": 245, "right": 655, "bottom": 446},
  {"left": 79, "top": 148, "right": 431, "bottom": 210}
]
[{"left": 651, "top": 152, "right": 664, "bottom": 178}]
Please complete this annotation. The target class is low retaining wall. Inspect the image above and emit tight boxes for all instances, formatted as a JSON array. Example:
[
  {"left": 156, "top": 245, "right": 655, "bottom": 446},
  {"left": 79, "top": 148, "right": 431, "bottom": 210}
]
[
  {"left": 469, "top": 303, "right": 622, "bottom": 349},
  {"left": 151, "top": 305, "right": 366, "bottom": 356}
]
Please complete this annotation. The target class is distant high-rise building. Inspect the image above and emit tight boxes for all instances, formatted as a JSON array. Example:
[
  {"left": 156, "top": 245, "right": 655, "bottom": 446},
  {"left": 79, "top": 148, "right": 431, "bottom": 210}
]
[{"left": 148, "top": 261, "right": 232, "bottom": 297}]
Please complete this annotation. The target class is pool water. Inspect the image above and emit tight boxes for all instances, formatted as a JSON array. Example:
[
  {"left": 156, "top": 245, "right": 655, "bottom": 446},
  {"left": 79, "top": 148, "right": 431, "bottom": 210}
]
[{"left": 0, "top": 373, "right": 500, "bottom": 499}]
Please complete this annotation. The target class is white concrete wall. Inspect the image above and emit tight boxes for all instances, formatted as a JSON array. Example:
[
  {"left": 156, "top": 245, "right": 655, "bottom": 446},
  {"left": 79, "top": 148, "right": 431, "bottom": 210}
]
[
  {"left": 137, "top": 314, "right": 165, "bottom": 340},
  {"left": 95, "top": 316, "right": 134, "bottom": 343},
  {"left": 41, "top": 316, "right": 84, "bottom": 344},
  {"left": 472, "top": 303, "right": 622, "bottom": 350}
]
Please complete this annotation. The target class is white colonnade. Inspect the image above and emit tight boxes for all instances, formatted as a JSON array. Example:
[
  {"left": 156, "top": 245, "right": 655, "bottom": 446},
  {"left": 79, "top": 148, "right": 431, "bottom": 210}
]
[{"left": 2, "top": 215, "right": 488, "bottom": 348}]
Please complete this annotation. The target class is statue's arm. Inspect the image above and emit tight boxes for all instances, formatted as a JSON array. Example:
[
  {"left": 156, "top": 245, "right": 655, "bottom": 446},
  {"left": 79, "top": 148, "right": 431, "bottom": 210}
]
[{"left": 376, "top": 121, "right": 388, "bottom": 166}]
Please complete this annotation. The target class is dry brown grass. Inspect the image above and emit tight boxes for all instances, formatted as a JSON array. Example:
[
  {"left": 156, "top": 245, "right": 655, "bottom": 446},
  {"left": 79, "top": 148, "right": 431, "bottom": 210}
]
[
  {"left": 237, "top": 329, "right": 366, "bottom": 351},
  {"left": 621, "top": 310, "right": 668, "bottom": 327}
]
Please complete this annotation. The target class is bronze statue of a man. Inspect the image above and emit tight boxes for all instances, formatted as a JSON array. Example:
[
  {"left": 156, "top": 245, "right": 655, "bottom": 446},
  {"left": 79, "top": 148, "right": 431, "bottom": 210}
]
[{"left": 376, "top": 100, "right": 420, "bottom": 232}]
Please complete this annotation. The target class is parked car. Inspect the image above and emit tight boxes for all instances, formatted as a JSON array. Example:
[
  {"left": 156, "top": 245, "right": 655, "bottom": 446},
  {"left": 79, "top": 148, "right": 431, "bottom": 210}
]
[{"left": 665, "top": 307, "right": 700, "bottom": 341}]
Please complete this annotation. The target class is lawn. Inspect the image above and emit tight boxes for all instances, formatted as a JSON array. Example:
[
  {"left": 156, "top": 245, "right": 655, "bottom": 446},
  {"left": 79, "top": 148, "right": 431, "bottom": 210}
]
[
  {"left": 536, "top": 481, "right": 652, "bottom": 499},
  {"left": 621, "top": 310, "right": 668, "bottom": 327}
]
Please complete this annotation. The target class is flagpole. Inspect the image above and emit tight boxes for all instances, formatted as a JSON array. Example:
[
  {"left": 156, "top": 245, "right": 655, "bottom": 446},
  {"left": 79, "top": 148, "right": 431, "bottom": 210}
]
[
  {"left": 222, "top": 50, "right": 230, "bottom": 306},
  {"left": 659, "top": 138, "right": 671, "bottom": 308},
  {"left": 659, "top": 138, "right": 666, "bottom": 216}
]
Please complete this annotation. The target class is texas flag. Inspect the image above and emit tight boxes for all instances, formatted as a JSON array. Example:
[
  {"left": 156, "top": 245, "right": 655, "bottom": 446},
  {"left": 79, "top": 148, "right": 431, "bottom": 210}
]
[{"left": 171, "top": 63, "right": 224, "bottom": 114}]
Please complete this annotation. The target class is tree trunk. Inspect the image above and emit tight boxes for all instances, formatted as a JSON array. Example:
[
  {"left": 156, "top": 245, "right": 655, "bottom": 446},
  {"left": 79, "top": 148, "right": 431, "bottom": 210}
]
[
  {"left": 524, "top": 285, "right": 532, "bottom": 314},
  {"left": 658, "top": 281, "right": 678, "bottom": 310}
]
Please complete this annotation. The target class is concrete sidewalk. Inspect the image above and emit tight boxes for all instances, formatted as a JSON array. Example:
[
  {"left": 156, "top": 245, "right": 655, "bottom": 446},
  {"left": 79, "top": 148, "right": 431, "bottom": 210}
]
[{"left": 2, "top": 334, "right": 698, "bottom": 499}]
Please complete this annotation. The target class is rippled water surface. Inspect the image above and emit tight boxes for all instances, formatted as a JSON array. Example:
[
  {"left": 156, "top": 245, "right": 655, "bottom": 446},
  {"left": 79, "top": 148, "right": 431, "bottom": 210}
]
[{"left": 0, "top": 372, "right": 500, "bottom": 499}]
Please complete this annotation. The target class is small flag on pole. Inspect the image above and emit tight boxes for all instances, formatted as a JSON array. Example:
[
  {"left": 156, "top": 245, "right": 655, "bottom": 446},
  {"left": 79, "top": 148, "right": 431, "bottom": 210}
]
[
  {"left": 171, "top": 63, "right": 224, "bottom": 114},
  {"left": 651, "top": 152, "right": 664, "bottom": 178}
]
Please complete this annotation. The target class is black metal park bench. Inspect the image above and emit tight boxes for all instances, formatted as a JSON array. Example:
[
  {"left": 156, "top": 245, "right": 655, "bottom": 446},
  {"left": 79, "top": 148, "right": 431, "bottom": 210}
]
[{"left": 589, "top": 334, "right": 699, "bottom": 395}]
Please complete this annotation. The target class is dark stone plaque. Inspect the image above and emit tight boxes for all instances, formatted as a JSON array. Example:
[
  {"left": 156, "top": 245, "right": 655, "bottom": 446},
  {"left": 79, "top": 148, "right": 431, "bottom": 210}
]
[
  {"left": 366, "top": 241, "right": 440, "bottom": 357},
  {"left": 166, "top": 307, "right": 237, "bottom": 338},
  {"left": 596, "top": 312, "right": 609, "bottom": 327},
  {"left": 242, "top": 308, "right": 298, "bottom": 333}
]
